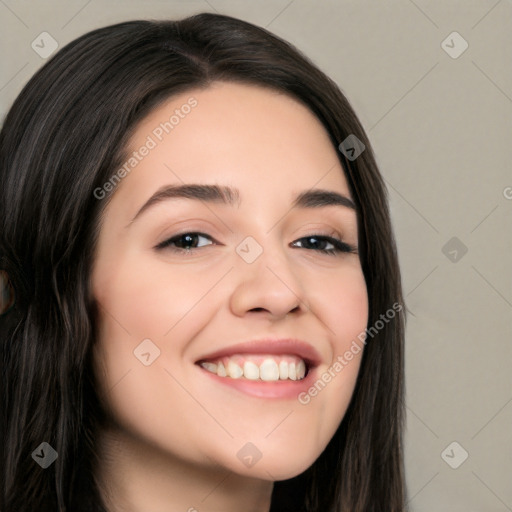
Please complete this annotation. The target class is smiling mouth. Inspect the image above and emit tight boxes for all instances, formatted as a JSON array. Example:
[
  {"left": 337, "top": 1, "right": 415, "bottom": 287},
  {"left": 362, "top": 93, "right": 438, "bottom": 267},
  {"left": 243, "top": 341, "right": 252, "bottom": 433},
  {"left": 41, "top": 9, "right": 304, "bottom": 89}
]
[{"left": 197, "top": 354, "right": 311, "bottom": 381}]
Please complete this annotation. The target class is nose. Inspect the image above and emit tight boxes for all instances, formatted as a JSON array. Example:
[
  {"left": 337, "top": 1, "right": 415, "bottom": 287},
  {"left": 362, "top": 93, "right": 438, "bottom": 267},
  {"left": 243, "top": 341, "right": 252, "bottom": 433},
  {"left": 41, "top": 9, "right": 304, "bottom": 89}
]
[{"left": 229, "top": 238, "right": 306, "bottom": 320}]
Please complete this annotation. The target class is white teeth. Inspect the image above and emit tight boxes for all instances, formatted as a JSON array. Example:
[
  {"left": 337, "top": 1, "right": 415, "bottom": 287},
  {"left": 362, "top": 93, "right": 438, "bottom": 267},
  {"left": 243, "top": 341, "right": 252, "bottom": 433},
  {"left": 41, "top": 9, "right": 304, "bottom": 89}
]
[
  {"left": 217, "top": 361, "right": 227, "bottom": 377},
  {"left": 296, "top": 360, "right": 306, "bottom": 380},
  {"left": 227, "top": 360, "right": 243, "bottom": 379},
  {"left": 201, "top": 362, "right": 218, "bottom": 373},
  {"left": 200, "top": 355, "right": 309, "bottom": 381},
  {"left": 279, "top": 360, "right": 289, "bottom": 380},
  {"left": 288, "top": 362, "right": 297, "bottom": 381},
  {"left": 243, "top": 361, "right": 260, "bottom": 380},
  {"left": 259, "top": 359, "right": 280, "bottom": 381}
]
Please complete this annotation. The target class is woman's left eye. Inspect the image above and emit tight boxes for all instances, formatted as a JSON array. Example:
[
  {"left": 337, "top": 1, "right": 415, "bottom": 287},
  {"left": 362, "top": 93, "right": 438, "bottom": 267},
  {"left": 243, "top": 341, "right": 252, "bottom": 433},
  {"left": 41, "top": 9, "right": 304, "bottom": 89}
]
[
  {"left": 291, "top": 235, "right": 357, "bottom": 255},
  {"left": 155, "top": 232, "right": 357, "bottom": 256}
]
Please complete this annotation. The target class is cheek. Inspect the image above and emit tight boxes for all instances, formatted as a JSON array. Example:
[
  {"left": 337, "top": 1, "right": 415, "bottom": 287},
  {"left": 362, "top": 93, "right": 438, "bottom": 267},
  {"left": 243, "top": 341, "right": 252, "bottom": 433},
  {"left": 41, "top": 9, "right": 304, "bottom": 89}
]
[
  {"left": 309, "top": 262, "right": 369, "bottom": 348},
  {"left": 332, "top": 276, "right": 368, "bottom": 351},
  {"left": 296, "top": 264, "right": 368, "bottom": 433},
  {"left": 90, "top": 252, "right": 227, "bottom": 443},
  {"left": 93, "top": 252, "right": 215, "bottom": 340},
  {"left": 91, "top": 255, "right": 208, "bottom": 461}
]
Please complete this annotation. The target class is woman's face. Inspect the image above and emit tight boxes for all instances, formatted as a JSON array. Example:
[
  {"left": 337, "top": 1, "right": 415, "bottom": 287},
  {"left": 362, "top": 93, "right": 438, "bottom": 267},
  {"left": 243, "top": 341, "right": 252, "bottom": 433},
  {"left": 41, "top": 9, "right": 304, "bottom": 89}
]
[{"left": 91, "top": 81, "right": 368, "bottom": 480}]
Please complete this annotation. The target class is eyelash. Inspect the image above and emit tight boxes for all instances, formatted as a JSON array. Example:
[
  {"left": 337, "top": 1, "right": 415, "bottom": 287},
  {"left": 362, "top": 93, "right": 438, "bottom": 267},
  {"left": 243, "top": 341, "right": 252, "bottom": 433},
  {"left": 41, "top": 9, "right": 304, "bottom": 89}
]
[{"left": 155, "top": 232, "right": 357, "bottom": 256}]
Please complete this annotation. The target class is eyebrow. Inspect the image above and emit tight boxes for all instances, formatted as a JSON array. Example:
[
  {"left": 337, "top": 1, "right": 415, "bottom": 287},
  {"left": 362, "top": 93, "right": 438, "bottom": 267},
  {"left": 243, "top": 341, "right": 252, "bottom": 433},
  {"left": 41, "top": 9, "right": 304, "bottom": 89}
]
[{"left": 128, "top": 183, "right": 356, "bottom": 225}]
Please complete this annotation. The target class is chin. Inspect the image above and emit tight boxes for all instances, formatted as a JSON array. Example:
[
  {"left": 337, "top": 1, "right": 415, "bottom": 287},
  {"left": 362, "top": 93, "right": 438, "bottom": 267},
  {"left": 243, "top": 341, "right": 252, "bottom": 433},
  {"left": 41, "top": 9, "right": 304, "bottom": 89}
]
[{"left": 232, "top": 448, "right": 322, "bottom": 482}]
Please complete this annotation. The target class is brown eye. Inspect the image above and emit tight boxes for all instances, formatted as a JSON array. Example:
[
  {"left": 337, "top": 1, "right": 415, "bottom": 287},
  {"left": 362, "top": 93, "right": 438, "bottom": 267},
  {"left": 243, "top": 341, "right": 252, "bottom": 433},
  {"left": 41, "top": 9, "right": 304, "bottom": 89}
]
[
  {"left": 292, "top": 235, "right": 357, "bottom": 256},
  {"left": 156, "top": 232, "right": 215, "bottom": 252}
]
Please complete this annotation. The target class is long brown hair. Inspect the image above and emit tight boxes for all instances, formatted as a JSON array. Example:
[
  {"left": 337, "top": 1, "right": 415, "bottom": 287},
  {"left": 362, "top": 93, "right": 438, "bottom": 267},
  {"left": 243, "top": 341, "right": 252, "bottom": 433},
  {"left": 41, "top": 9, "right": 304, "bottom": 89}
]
[{"left": 0, "top": 13, "right": 407, "bottom": 511}]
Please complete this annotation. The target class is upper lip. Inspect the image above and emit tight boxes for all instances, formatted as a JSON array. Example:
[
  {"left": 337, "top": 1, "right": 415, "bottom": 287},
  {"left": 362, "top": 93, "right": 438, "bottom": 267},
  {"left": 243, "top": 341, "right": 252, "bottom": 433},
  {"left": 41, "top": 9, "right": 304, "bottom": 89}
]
[{"left": 195, "top": 338, "right": 322, "bottom": 368}]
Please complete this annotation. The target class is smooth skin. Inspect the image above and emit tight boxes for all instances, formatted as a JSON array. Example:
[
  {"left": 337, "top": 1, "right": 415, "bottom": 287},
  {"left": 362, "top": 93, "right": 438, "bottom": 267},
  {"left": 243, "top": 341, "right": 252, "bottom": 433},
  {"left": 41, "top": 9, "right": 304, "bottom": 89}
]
[{"left": 91, "top": 81, "right": 369, "bottom": 512}]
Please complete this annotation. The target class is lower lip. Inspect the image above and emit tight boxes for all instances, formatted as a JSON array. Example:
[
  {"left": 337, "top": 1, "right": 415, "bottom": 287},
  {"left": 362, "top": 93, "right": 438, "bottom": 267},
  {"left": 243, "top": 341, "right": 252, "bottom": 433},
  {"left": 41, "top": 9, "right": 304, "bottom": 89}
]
[{"left": 196, "top": 364, "right": 318, "bottom": 399}]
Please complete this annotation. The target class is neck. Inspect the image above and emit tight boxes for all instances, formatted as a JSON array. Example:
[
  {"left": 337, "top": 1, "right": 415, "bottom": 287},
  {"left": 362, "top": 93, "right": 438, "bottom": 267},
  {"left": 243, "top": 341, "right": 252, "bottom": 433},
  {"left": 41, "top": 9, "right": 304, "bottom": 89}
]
[{"left": 95, "top": 424, "right": 274, "bottom": 512}]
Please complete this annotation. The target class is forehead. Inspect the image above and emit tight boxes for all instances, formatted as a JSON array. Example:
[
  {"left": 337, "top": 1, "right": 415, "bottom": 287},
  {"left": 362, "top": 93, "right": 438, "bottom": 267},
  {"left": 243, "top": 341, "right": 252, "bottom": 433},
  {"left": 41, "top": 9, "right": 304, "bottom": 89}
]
[{"left": 116, "top": 81, "right": 352, "bottom": 206}]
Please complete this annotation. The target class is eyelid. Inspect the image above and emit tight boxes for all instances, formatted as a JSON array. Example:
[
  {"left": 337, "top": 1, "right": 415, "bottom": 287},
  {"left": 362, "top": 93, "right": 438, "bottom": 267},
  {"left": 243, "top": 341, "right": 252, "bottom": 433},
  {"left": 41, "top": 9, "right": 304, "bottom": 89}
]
[
  {"left": 154, "top": 231, "right": 218, "bottom": 251},
  {"left": 155, "top": 230, "right": 357, "bottom": 256}
]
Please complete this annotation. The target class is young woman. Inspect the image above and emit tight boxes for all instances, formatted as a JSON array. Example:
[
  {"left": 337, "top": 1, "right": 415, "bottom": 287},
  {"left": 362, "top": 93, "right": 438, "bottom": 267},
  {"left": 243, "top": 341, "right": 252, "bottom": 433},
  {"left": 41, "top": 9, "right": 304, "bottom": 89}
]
[{"left": 0, "top": 12, "right": 407, "bottom": 512}]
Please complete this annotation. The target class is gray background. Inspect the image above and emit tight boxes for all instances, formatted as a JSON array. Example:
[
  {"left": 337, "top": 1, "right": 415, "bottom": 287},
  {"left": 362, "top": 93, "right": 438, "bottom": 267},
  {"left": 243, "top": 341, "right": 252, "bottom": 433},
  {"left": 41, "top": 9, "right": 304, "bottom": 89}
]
[{"left": 1, "top": 1, "right": 511, "bottom": 510}]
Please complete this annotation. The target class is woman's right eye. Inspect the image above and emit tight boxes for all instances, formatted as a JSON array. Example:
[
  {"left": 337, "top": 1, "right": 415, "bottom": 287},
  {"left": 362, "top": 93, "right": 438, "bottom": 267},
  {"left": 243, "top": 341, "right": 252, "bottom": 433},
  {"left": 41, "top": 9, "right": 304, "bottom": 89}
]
[{"left": 155, "top": 232, "right": 216, "bottom": 253}]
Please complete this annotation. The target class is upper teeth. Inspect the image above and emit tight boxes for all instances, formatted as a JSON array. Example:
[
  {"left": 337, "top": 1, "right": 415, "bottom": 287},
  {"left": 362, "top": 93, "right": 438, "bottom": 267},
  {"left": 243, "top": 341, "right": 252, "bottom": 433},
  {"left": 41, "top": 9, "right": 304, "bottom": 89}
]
[{"left": 199, "top": 354, "right": 307, "bottom": 381}]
